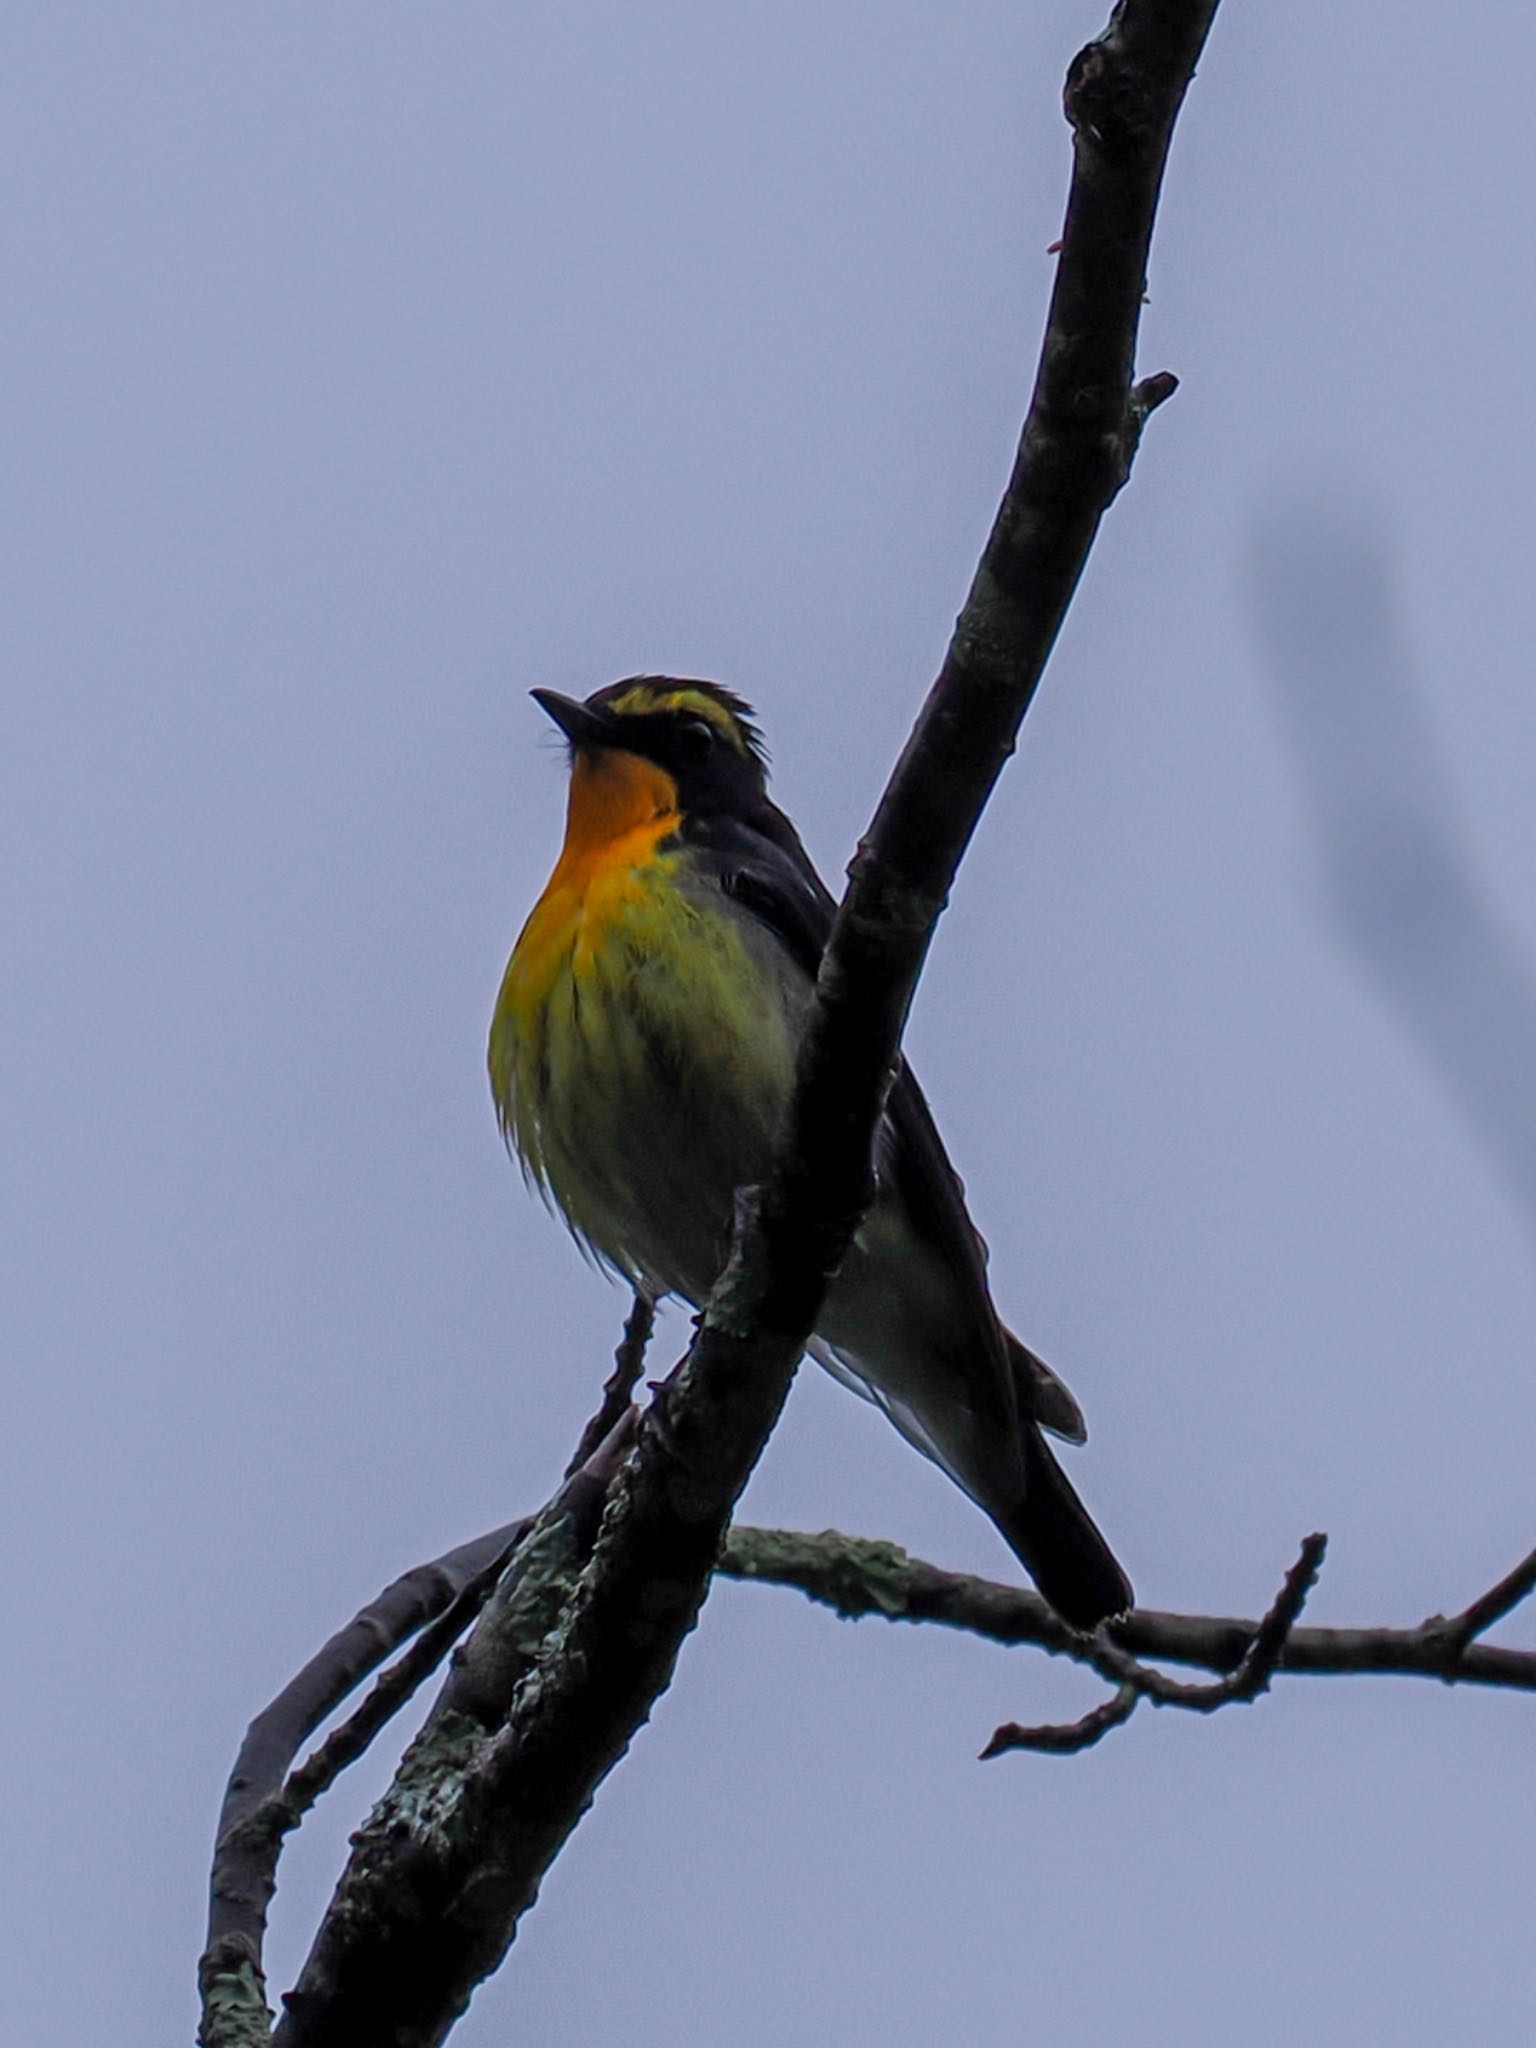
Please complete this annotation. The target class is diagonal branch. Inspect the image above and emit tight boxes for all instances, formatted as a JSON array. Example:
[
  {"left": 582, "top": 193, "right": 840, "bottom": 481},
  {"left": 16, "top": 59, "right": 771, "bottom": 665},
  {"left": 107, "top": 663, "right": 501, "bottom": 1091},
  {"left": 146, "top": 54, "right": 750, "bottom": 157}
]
[
  {"left": 199, "top": 1414, "right": 639, "bottom": 2046},
  {"left": 564, "top": 1289, "right": 655, "bottom": 1478},
  {"left": 201, "top": 1514, "right": 528, "bottom": 2039},
  {"left": 205, "top": 10, "right": 1221, "bottom": 2044},
  {"left": 199, "top": 1533, "right": 524, "bottom": 2040},
  {"left": 1429, "top": 1542, "right": 1536, "bottom": 1659}
]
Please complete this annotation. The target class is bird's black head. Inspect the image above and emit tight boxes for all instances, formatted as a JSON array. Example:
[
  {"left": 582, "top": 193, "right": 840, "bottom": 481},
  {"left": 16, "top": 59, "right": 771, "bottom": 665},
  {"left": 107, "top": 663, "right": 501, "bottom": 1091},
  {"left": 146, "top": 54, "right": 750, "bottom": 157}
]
[{"left": 532, "top": 676, "right": 770, "bottom": 815}]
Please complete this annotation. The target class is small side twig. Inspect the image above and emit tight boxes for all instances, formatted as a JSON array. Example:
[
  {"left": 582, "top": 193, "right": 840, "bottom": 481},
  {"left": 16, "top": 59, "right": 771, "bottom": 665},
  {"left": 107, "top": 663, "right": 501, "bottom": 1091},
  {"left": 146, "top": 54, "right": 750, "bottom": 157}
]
[
  {"left": 984, "top": 1533, "right": 1327, "bottom": 1758},
  {"left": 1425, "top": 1540, "right": 1536, "bottom": 1668},
  {"left": 199, "top": 1517, "right": 526, "bottom": 2047},
  {"left": 200, "top": 1532, "right": 526, "bottom": 2042},
  {"left": 201, "top": 1324, "right": 648, "bottom": 2048},
  {"left": 282, "top": 1534, "right": 523, "bottom": 1821},
  {"left": 982, "top": 1684, "right": 1140, "bottom": 1758},
  {"left": 1087, "top": 1532, "right": 1328, "bottom": 1712},
  {"left": 565, "top": 1290, "right": 655, "bottom": 1477},
  {"left": 212, "top": 1518, "right": 526, "bottom": 1867}
]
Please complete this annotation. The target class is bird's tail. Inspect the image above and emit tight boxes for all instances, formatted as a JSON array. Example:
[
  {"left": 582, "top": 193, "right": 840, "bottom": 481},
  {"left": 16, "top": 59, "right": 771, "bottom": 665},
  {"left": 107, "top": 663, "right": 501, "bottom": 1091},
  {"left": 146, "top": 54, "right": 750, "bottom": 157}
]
[
  {"left": 986, "top": 1428, "right": 1133, "bottom": 1632},
  {"left": 805, "top": 1333, "right": 1132, "bottom": 1631}
]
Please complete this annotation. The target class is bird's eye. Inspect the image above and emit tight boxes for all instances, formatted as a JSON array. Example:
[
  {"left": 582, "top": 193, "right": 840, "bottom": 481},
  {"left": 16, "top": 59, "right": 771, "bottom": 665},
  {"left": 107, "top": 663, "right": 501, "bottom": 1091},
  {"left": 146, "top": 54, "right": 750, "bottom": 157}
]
[{"left": 676, "top": 715, "right": 717, "bottom": 760}]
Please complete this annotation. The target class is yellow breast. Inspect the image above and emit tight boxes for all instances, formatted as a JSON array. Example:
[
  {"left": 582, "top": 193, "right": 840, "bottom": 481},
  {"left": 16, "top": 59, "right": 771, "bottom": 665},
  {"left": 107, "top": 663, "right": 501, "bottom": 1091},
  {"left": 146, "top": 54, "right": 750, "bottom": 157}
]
[
  {"left": 490, "top": 745, "right": 682, "bottom": 1147},
  {"left": 489, "top": 746, "right": 798, "bottom": 1288}
]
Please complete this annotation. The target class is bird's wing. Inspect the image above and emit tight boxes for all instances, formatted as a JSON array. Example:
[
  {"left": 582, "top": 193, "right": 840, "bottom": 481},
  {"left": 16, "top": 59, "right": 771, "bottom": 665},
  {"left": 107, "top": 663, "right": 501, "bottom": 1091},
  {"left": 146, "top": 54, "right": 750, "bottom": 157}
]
[
  {"left": 693, "top": 801, "right": 837, "bottom": 980},
  {"left": 690, "top": 802, "right": 1039, "bottom": 1440},
  {"left": 884, "top": 1047, "right": 1088, "bottom": 1440}
]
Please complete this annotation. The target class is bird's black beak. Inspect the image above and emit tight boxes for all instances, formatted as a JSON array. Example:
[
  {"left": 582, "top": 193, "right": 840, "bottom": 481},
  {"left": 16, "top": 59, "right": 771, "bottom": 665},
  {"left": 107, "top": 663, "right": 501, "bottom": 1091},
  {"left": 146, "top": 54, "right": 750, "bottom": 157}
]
[{"left": 531, "top": 689, "right": 620, "bottom": 750}]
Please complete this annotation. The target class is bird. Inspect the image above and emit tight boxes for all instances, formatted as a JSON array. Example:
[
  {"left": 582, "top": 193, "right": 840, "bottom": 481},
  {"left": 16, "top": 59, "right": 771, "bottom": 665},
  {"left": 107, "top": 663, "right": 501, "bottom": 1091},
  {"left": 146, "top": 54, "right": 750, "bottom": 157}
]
[{"left": 489, "top": 676, "right": 1131, "bottom": 1629}]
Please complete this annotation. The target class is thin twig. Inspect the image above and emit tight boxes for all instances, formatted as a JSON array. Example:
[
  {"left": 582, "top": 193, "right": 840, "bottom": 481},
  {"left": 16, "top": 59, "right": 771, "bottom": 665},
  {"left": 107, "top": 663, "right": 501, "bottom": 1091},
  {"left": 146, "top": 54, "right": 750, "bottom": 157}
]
[
  {"left": 282, "top": 1534, "right": 522, "bottom": 1821},
  {"left": 989, "top": 1535, "right": 1328, "bottom": 1760},
  {"left": 200, "top": 1533, "right": 524, "bottom": 2046},
  {"left": 982, "top": 1684, "right": 1140, "bottom": 1758},
  {"left": 198, "top": 1518, "right": 525, "bottom": 2047},
  {"left": 1085, "top": 1533, "right": 1327, "bottom": 1711},
  {"left": 565, "top": 1290, "right": 654, "bottom": 1477},
  {"left": 1433, "top": 1541, "right": 1536, "bottom": 1659},
  {"left": 200, "top": 1378, "right": 642, "bottom": 2046}
]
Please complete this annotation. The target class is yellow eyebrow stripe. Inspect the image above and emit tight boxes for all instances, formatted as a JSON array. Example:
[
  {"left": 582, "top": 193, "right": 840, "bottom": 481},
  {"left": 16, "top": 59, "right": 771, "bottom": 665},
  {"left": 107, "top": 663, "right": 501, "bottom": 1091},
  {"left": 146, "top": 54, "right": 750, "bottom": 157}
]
[{"left": 604, "top": 686, "right": 753, "bottom": 755}]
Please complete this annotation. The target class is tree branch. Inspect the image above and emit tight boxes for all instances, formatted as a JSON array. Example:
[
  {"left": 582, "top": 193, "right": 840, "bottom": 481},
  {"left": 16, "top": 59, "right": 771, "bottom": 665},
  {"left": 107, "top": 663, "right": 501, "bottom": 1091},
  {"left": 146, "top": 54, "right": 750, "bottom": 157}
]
[
  {"left": 203, "top": 1506, "right": 1536, "bottom": 2035},
  {"left": 984, "top": 1684, "right": 1142, "bottom": 1756},
  {"left": 721, "top": 1526, "right": 1536, "bottom": 1700},
  {"left": 985, "top": 1532, "right": 1328, "bottom": 1755},
  {"left": 200, "top": 1516, "right": 529, "bottom": 2042},
  {"left": 199, "top": 1416, "right": 640, "bottom": 2046},
  {"left": 563, "top": 1289, "right": 655, "bottom": 1478},
  {"left": 204, "top": 8, "right": 1220, "bottom": 2042}
]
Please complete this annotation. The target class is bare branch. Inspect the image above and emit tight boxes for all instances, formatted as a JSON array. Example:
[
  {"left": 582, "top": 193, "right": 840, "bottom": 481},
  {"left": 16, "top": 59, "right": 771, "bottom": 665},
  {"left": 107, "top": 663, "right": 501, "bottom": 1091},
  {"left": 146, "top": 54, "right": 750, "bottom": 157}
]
[
  {"left": 282, "top": 1538, "right": 522, "bottom": 1822},
  {"left": 1083, "top": 1532, "right": 1327, "bottom": 1713},
  {"left": 199, "top": 1519, "right": 525, "bottom": 2046},
  {"left": 199, "top": 1406, "right": 642, "bottom": 2048},
  {"left": 202, "top": 1492, "right": 1535, "bottom": 2044},
  {"left": 1426, "top": 1541, "right": 1536, "bottom": 1663},
  {"left": 212, "top": 8, "right": 1222, "bottom": 2039},
  {"left": 432, "top": 1408, "right": 638, "bottom": 1733},
  {"left": 986, "top": 1535, "right": 1329, "bottom": 1758},
  {"left": 564, "top": 1290, "right": 654, "bottom": 1478},
  {"left": 982, "top": 1685, "right": 1140, "bottom": 1758},
  {"left": 721, "top": 1527, "right": 1536, "bottom": 1694}
]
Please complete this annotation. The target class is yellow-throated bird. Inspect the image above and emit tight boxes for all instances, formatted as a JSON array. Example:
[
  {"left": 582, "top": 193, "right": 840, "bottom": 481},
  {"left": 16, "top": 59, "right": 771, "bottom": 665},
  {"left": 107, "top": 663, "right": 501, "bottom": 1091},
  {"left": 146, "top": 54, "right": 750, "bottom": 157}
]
[{"left": 490, "top": 677, "right": 1131, "bottom": 1628}]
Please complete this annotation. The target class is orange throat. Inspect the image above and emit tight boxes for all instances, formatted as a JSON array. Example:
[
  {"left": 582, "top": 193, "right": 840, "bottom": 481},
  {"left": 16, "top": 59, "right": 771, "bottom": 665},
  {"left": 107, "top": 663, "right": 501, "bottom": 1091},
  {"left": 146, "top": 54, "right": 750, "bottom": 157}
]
[
  {"left": 504, "top": 745, "right": 684, "bottom": 1007},
  {"left": 549, "top": 747, "right": 682, "bottom": 890}
]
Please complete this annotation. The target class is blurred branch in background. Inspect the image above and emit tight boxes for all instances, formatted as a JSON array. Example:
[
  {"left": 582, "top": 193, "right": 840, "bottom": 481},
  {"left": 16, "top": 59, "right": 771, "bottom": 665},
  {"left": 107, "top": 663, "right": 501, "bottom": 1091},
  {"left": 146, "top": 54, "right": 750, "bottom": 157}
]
[{"left": 1250, "top": 478, "right": 1536, "bottom": 1223}]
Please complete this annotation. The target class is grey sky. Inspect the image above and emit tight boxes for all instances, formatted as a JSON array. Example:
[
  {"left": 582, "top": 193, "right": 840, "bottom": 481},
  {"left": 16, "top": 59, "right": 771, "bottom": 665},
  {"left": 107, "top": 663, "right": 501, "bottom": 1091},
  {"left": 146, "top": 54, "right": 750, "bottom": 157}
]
[{"left": 5, "top": 5, "right": 1535, "bottom": 2044}]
